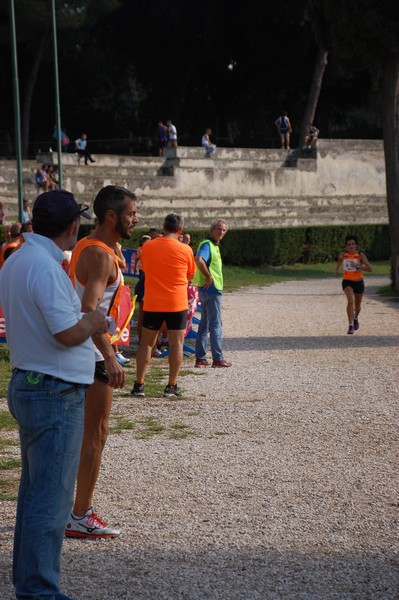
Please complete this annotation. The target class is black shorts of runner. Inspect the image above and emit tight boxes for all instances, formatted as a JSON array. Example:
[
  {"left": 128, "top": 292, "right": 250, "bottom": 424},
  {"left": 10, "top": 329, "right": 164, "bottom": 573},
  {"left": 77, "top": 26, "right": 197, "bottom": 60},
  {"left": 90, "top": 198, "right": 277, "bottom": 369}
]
[
  {"left": 143, "top": 309, "right": 188, "bottom": 331},
  {"left": 342, "top": 279, "right": 364, "bottom": 294},
  {"left": 94, "top": 360, "right": 110, "bottom": 384}
]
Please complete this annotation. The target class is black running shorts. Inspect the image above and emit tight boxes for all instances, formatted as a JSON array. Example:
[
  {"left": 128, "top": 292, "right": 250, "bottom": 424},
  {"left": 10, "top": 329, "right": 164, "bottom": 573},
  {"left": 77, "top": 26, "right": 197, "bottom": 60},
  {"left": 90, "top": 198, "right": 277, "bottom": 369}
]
[
  {"left": 342, "top": 279, "right": 364, "bottom": 294},
  {"left": 143, "top": 309, "right": 188, "bottom": 331},
  {"left": 94, "top": 360, "right": 110, "bottom": 384}
]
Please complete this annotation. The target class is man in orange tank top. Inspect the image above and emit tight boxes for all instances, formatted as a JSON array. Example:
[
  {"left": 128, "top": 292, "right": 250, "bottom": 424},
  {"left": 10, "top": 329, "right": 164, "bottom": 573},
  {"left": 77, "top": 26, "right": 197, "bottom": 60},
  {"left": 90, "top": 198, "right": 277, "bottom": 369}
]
[
  {"left": 66, "top": 185, "right": 139, "bottom": 539},
  {"left": 335, "top": 235, "right": 372, "bottom": 335}
]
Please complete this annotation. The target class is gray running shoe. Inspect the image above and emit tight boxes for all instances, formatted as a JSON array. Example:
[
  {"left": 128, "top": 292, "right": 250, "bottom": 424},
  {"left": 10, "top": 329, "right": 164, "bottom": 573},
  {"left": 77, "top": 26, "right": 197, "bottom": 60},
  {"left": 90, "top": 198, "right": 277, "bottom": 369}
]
[
  {"left": 131, "top": 382, "right": 145, "bottom": 396},
  {"left": 163, "top": 384, "right": 181, "bottom": 398}
]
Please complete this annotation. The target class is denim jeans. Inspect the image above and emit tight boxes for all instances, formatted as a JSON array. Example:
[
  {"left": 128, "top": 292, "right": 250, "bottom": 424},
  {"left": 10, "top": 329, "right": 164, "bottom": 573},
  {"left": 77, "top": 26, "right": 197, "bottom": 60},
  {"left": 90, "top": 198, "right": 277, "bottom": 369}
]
[
  {"left": 202, "top": 143, "right": 215, "bottom": 154},
  {"left": 195, "top": 291, "right": 224, "bottom": 361},
  {"left": 8, "top": 368, "right": 86, "bottom": 599}
]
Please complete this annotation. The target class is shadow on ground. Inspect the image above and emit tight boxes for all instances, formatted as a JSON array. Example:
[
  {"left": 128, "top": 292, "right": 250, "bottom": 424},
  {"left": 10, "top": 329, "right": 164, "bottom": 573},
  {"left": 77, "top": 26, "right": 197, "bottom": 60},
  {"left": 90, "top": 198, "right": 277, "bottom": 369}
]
[
  {"left": 224, "top": 335, "right": 399, "bottom": 351},
  {"left": 2, "top": 545, "right": 396, "bottom": 599},
  {"left": 62, "top": 546, "right": 399, "bottom": 599}
]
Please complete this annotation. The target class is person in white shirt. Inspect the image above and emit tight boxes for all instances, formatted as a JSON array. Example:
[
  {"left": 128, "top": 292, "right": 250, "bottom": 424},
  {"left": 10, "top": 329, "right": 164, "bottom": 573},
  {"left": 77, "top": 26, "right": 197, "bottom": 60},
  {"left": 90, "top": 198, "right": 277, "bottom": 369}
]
[
  {"left": 166, "top": 119, "right": 178, "bottom": 147},
  {"left": 0, "top": 189, "right": 108, "bottom": 600}
]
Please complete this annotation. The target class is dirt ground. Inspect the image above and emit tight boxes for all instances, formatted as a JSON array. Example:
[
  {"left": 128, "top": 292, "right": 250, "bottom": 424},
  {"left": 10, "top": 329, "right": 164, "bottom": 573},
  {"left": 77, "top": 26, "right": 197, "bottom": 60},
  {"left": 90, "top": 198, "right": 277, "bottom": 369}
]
[{"left": 0, "top": 275, "right": 398, "bottom": 599}]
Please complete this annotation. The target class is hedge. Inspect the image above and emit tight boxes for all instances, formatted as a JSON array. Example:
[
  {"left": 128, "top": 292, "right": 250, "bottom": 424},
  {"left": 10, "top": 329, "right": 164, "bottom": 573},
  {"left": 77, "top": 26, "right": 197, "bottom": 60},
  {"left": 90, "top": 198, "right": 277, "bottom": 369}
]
[{"left": 2, "top": 224, "right": 390, "bottom": 266}]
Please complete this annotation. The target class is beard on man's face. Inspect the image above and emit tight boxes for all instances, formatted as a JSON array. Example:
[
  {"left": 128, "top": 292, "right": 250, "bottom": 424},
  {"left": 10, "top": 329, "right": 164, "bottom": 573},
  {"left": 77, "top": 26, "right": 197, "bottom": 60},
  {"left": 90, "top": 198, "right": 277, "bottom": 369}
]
[{"left": 116, "top": 215, "right": 133, "bottom": 240}]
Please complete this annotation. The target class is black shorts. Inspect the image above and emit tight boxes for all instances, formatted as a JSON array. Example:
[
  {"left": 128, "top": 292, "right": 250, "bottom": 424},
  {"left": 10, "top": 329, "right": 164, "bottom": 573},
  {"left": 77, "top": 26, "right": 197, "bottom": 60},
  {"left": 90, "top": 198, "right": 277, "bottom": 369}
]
[
  {"left": 143, "top": 310, "right": 187, "bottom": 331},
  {"left": 94, "top": 360, "right": 109, "bottom": 384},
  {"left": 342, "top": 279, "right": 364, "bottom": 294}
]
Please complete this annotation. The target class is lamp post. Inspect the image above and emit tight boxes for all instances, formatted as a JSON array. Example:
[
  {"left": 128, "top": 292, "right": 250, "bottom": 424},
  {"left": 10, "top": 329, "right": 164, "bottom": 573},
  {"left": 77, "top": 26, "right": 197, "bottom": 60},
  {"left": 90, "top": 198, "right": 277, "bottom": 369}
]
[
  {"left": 9, "top": 0, "right": 23, "bottom": 221},
  {"left": 51, "top": 0, "right": 63, "bottom": 187}
]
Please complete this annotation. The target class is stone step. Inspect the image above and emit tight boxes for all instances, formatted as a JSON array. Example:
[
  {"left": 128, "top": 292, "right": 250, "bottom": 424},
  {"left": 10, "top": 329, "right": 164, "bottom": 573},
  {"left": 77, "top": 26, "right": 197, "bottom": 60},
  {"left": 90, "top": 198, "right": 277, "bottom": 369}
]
[
  {"left": 61, "top": 174, "right": 177, "bottom": 195},
  {"left": 0, "top": 140, "right": 387, "bottom": 230}
]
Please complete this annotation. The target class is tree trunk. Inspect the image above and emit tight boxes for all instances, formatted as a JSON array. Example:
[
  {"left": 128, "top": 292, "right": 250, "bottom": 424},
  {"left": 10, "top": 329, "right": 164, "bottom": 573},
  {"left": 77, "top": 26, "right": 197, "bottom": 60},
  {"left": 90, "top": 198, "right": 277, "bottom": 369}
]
[
  {"left": 382, "top": 52, "right": 399, "bottom": 292},
  {"left": 299, "top": 48, "right": 328, "bottom": 147},
  {"left": 21, "top": 31, "right": 50, "bottom": 158}
]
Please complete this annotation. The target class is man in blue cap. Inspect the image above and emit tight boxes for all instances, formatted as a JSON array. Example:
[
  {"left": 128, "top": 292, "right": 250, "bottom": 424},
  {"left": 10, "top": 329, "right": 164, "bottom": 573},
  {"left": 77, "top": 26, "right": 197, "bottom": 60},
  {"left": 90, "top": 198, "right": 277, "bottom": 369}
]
[{"left": 0, "top": 189, "right": 108, "bottom": 600}]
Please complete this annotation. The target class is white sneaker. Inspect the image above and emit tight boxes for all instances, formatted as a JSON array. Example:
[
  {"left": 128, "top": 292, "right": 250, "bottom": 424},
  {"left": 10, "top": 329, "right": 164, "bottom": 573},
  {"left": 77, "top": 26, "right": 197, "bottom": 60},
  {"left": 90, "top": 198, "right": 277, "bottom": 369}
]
[
  {"left": 115, "top": 351, "right": 130, "bottom": 365},
  {"left": 65, "top": 507, "right": 121, "bottom": 539}
]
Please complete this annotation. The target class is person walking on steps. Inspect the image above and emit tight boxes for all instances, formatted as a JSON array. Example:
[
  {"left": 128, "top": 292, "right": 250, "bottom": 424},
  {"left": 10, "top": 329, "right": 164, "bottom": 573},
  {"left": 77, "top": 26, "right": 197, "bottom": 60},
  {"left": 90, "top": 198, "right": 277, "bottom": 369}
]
[
  {"left": 193, "top": 219, "right": 232, "bottom": 368},
  {"left": 275, "top": 111, "right": 292, "bottom": 149},
  {"left": 334, "top": 234, "right": 372, "bottom": 335}
]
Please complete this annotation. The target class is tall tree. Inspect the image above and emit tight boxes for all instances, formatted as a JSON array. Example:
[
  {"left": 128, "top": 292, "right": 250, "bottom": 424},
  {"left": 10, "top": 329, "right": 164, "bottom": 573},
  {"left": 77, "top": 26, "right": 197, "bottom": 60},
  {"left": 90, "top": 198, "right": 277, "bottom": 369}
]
[
  {"left": 2, "top": 0, "right": 120, "bottom": 157},
  {"left": 312, "top": 0, "right": 399, "bottom": 290},
  {"left": 299, "top": 47, "right": 328, "bottom": 146}
]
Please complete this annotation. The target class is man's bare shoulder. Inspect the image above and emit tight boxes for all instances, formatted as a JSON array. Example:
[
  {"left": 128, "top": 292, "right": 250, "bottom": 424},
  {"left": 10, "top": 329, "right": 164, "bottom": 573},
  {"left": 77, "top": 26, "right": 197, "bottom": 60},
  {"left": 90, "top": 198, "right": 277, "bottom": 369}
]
[{"left": 77, "top": 244, "right": 116, "bottom": 279}]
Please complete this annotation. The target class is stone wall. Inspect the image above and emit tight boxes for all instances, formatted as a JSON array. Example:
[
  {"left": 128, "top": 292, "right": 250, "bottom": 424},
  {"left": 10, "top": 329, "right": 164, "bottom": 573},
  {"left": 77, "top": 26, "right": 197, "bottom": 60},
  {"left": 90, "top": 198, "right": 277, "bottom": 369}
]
[{"left": 0, "top": 139, "right": 387, "bottom": 229}]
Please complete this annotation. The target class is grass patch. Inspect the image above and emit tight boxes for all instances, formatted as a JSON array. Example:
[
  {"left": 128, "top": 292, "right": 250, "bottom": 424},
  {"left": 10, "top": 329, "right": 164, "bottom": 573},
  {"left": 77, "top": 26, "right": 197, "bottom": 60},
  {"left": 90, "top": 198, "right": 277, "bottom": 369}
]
[
  {"left": 168, "top": 422, "right": 195, "bottom": 439},
  {"left": 0, "top": 406, "right": 19, "bottom": 500},
  {"left": 0, "top": 438, "right": 18, "bottom": 451},
  {"left": 377, "top": 284, "right": 399, "bottom": 298},
  {"left": 0, "top": 457, "right": 21, "bottom": 470},
  {"left": 0, "top": 410, "right": 17, "bottom": 430},
  {"left": 0, "top": 480, "right": 17, "bottom": 501},
  {"left": 135, "top": 416, "right": 165, "bottom": 440},
  {"left": 109, "top": 417, "right": 135, "bottom": 434},
  {"left": 169, "top": 431, "right": 194, "bottom": 440},
  {"left": 170, "top": 422, "right": 190, "bottom": 430},
  {"left": 109, "top": 414, "right": 198, "bottom": 441},
  {"left": 223, "top": 261, "right": 391, "bottom": 292},
  {"left": 0, "top": 345, "right": 11, "bottom": 397}
]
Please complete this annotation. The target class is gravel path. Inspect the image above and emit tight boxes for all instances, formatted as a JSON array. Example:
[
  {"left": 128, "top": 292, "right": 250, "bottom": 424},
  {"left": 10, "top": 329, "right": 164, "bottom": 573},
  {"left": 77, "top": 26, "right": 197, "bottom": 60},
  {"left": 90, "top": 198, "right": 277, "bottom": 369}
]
[{"left": 0, "top": 275, "right": 398, "bottom": 599}]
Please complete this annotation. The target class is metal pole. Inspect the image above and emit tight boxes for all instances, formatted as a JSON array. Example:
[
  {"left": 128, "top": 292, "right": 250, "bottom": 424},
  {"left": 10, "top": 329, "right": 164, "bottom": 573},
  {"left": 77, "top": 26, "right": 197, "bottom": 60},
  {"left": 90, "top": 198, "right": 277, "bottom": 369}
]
[
  {"left": 9, "top": 0, "right": 24, "bottom": 221},
  {"left": 51, "top": 0, "right": 62, "bottom": 187}
]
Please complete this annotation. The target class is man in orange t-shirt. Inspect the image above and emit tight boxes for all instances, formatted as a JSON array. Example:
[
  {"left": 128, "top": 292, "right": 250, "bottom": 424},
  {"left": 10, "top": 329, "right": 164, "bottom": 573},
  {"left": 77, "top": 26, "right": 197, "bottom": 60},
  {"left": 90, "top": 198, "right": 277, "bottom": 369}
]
[{"left": 131, "top": 213, "right": 196, "bottom": 398}]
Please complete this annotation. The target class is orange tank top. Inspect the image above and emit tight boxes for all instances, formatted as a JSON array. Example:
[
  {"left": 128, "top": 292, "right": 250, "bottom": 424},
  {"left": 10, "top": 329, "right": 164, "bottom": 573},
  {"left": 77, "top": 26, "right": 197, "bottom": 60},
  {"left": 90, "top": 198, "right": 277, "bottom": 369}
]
[
  {"left": 69, "top": 237, "right": 122, "bottom": 321},
  {"left": 342, "top": 251, "right": 363, "bottom": 281}
]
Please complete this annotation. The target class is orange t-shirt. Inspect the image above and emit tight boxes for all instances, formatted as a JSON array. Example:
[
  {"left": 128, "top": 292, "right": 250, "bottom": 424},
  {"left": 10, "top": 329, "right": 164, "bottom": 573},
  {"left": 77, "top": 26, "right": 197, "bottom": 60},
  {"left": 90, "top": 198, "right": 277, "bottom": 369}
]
[{"left": 141, "top": 237, "right": 196, "bottom": 312}]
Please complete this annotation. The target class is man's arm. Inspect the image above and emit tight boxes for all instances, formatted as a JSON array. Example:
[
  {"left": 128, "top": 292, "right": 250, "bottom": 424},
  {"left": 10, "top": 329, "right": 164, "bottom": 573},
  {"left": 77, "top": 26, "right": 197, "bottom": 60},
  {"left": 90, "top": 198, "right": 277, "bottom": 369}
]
[
  {"left": 54, "top": 309, "right": 108, "bottom": 346},
  {"left": 195, "top": 255, "right": 213, "bottom": 289}
]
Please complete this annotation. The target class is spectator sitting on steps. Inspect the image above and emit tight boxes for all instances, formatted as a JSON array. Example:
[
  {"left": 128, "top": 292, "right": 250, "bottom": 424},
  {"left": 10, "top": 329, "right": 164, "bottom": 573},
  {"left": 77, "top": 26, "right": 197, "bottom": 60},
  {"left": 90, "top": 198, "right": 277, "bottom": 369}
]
[
  {"left": 35, "top": 165, "right": 57, "bottom": 192},
  {"left": 303, "top": 122, "right": 320, "bottom": 149},
  {"left": 75, "top": 133, "right": 96, "bottom": 165},
  {"left": 201, "top": 128, "right": 216, "bottom": 157}
]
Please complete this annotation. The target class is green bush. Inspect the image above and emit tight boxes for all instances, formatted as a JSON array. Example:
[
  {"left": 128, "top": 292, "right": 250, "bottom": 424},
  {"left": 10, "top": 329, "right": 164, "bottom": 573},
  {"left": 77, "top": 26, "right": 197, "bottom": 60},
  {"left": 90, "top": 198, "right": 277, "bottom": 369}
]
[
  {"left": 27, "top": 223, "right": 390, "bottom": 266},
  {"left": 304, "top": 225, "right": 391, "bottom": 263}
]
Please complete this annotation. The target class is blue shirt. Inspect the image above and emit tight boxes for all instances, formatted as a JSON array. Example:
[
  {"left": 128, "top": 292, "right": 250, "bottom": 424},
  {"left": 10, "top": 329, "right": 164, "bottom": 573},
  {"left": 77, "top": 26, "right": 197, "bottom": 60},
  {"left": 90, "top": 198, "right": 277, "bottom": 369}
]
[
  {"left": 76, "top": 137, "right": 87, "bottom": 150},
  {"left": 0, "top": 233, "right": 95, "bottom": 384}
]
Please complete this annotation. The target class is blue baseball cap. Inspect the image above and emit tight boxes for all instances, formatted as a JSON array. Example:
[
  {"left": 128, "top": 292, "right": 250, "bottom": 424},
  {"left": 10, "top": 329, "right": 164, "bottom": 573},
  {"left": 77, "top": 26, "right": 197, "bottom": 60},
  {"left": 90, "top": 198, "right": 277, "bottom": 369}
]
[{"left": 32, "top": 190, "right": 91, "bottom": 226}]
